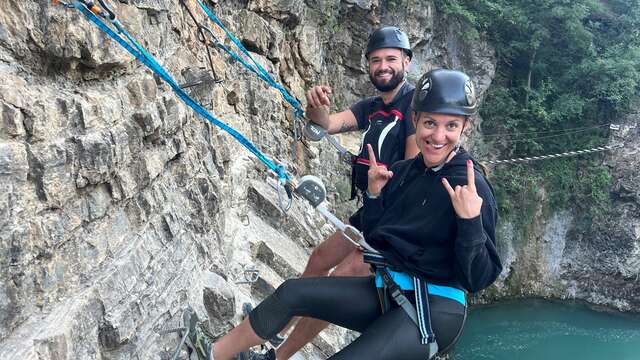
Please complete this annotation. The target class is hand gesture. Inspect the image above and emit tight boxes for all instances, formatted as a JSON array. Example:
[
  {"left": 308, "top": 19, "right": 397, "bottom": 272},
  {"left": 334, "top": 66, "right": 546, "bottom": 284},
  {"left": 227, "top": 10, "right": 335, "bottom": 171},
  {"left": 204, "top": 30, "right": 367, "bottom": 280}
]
[
  {"left": 367, "top": 144, "right": 393, "bottom": 196},
  {"left": 442, "top": 160, "right": 483, "bottom": 219},
  {"left": 306, "top": 85, "right": 332, "bottom": 109},
  {"left": 305, "top": 85, "right": 332, "bottom": 127}
]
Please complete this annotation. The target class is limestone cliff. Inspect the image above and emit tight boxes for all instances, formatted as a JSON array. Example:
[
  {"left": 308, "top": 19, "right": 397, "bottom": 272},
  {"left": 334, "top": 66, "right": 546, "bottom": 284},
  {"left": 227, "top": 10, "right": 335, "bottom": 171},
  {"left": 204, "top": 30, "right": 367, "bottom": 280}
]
[
  {"left": 0, "top": 0, "right": 495, "bottom": 358},
  {"left": 482, "top": 106, "right": 640, "bottom": 312}
]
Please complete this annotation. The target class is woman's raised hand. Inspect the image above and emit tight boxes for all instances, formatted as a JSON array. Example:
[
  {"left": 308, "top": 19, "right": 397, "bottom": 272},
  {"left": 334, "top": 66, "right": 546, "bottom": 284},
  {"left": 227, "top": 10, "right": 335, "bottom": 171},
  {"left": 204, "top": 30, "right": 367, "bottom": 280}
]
[
  {"left": 367, "top": 144, "right": 393, "bottom": 196},
  {"left": 442, "top": 160, "right": 483, "bottom": 219}
]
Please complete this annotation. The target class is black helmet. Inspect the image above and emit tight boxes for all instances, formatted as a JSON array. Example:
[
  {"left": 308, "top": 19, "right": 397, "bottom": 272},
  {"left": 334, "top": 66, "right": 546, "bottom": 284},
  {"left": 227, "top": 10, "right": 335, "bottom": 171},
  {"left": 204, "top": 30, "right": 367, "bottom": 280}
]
[
  {"left": 365, "top": 26, "right": 412, "bottom": 59},
  {"left": 412, "top": 69, "right": 477, "bottom": 116}
]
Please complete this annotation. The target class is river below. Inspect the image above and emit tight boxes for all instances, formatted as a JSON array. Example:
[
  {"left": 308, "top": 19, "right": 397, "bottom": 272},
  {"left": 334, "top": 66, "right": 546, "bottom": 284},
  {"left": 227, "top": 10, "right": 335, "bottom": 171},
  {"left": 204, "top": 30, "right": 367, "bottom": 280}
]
[{"left": 454, "top": 299, "right": 640, "bottom": 360}]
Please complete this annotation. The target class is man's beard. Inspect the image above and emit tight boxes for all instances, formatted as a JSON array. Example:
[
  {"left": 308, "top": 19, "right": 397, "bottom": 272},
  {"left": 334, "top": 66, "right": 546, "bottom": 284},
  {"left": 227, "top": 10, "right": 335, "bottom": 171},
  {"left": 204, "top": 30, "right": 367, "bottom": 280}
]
[{"left": 370, "top": 69, "right": 405, "bottom": 92}]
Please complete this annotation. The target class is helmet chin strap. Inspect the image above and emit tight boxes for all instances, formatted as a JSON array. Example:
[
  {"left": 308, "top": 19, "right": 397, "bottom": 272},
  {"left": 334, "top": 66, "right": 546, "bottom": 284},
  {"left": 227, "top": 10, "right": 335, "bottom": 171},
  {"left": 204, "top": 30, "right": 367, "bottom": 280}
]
[{"left": 429, "top": 148, "right": 456, "bottom": 172}]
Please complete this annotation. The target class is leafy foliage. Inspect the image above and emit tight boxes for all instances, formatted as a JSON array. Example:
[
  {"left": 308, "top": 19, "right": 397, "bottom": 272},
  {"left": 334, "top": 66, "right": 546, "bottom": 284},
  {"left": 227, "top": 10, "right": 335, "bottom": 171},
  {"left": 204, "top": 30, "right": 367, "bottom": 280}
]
[{"left": 435, "top": 0, "right": 640, "bottom": 221}]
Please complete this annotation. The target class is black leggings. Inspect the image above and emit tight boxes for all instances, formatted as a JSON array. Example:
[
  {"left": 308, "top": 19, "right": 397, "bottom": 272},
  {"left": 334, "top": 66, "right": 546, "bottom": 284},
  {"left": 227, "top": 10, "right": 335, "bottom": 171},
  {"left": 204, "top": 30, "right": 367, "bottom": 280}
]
[{"left": 249, "top": 276, "right": 466, "bottom": 359}]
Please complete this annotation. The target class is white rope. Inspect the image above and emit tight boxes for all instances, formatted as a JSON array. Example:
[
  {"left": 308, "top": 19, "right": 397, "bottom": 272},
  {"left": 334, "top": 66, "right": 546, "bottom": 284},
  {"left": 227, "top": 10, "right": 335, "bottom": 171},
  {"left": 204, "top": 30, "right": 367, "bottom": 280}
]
[{"left": 486, "top": 144, "right": 623, "bottom": 165}]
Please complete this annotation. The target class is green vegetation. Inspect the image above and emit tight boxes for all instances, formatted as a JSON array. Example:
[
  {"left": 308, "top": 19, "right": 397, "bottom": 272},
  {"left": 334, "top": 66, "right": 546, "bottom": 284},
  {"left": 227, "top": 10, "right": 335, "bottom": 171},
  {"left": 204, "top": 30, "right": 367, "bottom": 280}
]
[{"left": 435, "top": 0, "right": 640, "bottom": 221}]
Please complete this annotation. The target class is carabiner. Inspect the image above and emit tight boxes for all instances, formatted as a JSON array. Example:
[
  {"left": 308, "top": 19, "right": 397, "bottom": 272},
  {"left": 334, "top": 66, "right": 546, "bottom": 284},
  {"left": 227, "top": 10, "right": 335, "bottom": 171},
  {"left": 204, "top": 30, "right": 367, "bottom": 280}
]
[
  {"left": 97, "top": 0, "right": 116, "bottom": 21},
  {"left": 197, "top": 25, "right": 222, "bottom": 48}
]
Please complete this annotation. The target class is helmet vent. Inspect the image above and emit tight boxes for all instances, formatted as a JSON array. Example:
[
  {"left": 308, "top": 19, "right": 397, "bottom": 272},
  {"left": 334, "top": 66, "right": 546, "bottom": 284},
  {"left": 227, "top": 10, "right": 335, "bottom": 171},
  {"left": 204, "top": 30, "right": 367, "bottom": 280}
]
[
  {"left": 419, "top": 78, "right": 432, "bottom": 102},
  {"left": 464, "top": 80, "right": 476, "bottom": 107}
]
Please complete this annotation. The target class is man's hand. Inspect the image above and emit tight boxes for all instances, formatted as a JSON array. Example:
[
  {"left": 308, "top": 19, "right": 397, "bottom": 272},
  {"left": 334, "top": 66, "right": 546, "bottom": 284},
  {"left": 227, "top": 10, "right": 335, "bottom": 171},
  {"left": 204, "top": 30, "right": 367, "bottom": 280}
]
[
  {"left": 306, "top": 85, "right": 332, "bottom": 108},
  {"left": 305, "top": 86, "right": 332, "bottom": 128},
  {"left": 366, "top": 144, "right": 393, "bottom": 196},
  {"left": 442, "top": 160, "right": 483, "bottom": 219}
]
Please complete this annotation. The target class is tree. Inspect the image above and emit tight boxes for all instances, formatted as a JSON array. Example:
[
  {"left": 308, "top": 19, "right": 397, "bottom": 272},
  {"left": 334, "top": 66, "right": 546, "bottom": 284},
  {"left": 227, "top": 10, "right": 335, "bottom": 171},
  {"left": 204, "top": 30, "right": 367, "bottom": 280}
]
[{"left": 435, "top": 0, "right": 640, "bottom": 218}]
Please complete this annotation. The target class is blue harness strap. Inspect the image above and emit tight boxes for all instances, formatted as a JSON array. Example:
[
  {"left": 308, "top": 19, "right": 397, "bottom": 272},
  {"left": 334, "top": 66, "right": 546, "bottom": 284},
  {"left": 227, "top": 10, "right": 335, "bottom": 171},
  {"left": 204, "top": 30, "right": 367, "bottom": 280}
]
[
  {"left": 374, "top": 270, "right": 466, "bottom": 306},
  {"left": 364, "top": 250, "right": 467, "bottom": 358},
  {"left": 68, "top": 1, "right": 288, "bottom": 183}
]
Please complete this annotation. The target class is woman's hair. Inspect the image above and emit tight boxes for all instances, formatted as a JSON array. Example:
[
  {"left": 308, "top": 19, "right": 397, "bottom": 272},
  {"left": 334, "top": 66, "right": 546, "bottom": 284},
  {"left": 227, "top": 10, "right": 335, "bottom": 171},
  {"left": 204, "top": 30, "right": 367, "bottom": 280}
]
[{"left": 462, "top": 116, "right": 491, "bottom": 176}]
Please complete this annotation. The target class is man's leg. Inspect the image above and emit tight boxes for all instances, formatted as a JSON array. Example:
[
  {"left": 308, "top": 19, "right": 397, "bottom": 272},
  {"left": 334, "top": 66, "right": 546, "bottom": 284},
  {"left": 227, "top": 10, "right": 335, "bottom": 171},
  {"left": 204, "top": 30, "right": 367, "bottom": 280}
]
[
  {"left": 302, "top": 229, "right": 357, "bottom": 277},
  {"left": 265, "top": 229, "right": 357, "bottom": 343},
  {"left": 276, "top": 249, "right": 371, "bottom": 360},
  {"left": 255, "top": 228, "right": 356, "bottom": 350},
  {"left": 213, "top": 276, "right": 380, "bottom": 360}
]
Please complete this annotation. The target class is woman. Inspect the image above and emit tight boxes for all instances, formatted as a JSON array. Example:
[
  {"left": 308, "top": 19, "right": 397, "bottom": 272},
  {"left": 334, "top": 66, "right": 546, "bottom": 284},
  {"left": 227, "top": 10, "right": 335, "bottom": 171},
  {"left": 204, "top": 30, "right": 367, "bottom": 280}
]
[{"left": 185, "top": 69, "right": 502, "bottom": 360}]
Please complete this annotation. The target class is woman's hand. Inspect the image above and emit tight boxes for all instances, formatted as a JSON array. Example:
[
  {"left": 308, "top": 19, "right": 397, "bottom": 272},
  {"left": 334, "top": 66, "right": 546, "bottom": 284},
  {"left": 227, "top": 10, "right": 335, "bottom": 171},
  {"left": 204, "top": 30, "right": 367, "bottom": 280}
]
[
  {"left": 442, "top": 160, "right": 483, "bottom": 219},
  {"left": 367, "top": 144, "right": 393, "bottom": 196}
]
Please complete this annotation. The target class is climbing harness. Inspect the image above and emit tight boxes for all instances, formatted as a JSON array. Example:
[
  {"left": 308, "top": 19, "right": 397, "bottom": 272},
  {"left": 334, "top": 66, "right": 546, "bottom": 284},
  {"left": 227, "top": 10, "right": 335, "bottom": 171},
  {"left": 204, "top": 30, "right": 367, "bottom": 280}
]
[
  {"left": 363, "top": 251, "right": 439, "bottom": 359},
  {"left": 55, "top": 0, "right": 292, "bottom": 205},
  {"left": 486, "top": 144, "right": 623, "bottom": 165}
]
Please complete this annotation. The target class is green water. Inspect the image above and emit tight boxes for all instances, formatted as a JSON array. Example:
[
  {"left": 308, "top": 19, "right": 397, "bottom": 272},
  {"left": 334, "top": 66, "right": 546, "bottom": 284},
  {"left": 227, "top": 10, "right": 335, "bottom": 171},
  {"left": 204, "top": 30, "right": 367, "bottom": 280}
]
[{"left": 455, "top": 300, "right": 640, "bottom": 360}]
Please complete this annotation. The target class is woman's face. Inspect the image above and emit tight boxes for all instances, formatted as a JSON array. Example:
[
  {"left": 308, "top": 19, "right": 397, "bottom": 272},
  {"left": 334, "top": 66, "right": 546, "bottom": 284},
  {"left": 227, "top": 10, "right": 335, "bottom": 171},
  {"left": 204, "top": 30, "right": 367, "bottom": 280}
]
[{"left": 413, "top": 112, "right": 467, "bottom": 168}]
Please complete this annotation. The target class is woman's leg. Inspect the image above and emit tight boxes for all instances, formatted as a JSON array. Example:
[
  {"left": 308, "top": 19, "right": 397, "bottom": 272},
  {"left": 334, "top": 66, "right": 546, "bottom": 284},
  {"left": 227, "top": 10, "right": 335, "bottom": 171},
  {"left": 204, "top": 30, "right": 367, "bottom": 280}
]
[
  {"left": 276, "top": 249, "right": 371, "bottom": 360},
  {"left": 328, "top": 295, "right": 466, "bottom": 360},
  {"left": 213, "top": 276, "right": 381, "bottom": 360}
]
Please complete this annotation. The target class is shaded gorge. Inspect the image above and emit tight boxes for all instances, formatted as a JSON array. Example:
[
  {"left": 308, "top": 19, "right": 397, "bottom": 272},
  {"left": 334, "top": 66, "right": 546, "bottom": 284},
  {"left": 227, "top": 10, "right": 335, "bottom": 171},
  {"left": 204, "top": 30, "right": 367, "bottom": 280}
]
[{"left": 455, "top": 300, "right": 640, "bottom": 360}]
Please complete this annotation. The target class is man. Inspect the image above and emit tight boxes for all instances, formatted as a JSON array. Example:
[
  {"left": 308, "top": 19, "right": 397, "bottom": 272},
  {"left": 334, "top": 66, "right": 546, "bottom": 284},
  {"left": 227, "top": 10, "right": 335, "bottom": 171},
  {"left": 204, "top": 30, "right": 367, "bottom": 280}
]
[{"left": 247, "top": 26, "right": 420, "bottom": 360}]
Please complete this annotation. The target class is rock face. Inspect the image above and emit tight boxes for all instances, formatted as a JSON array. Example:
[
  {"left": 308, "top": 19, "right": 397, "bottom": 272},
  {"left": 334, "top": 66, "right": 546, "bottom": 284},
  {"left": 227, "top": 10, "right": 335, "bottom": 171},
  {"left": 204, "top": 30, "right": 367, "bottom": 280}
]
[
  {"left": 480, "top": 110, "right": 640, "bottom": 312},
  {"left": 555, "top": 111, "right": 640, "bottom": 310},
  {"left": 0, "top": 0, "right": 495, "bottom": 358}
]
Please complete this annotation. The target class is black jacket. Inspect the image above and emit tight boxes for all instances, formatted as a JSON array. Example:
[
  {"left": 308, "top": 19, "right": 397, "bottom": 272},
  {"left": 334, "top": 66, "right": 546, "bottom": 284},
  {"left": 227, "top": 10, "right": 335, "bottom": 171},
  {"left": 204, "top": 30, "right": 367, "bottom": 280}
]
[
  {"left": 361, "top": 149, "right": 502, "bottom": 293},
  {"left": 350, "top": 82, "right": 415, "bottom": 197}
]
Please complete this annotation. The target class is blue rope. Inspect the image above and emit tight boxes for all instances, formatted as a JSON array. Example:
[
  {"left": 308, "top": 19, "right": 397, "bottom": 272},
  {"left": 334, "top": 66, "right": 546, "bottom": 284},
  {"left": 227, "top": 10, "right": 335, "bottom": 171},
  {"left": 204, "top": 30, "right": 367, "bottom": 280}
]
[
  {"left": 70, "top": 1, "right": 289, "bottom": 182},
  {"left": 195, "top": 0, "right": 305, "bottom": 119}
]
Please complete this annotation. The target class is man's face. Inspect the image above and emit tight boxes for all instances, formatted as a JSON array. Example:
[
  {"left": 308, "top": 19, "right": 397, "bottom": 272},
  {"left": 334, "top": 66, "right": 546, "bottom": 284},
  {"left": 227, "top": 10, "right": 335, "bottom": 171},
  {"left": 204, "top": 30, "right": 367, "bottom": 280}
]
[{"left": 367, "top": 48, "right": 411, "bottom": 92}]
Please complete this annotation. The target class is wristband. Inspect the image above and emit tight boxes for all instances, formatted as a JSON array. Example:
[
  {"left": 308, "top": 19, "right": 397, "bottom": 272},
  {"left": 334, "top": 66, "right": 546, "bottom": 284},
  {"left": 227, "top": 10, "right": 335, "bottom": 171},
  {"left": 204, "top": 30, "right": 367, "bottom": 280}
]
[{"left": 366, "top": 191, "right": 381, "bottom": 199}]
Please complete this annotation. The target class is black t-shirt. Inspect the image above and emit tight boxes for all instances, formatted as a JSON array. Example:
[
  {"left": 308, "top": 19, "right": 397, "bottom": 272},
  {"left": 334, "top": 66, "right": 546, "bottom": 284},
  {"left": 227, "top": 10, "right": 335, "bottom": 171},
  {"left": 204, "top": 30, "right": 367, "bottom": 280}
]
[{"left": 349, "top": 81, "right": 416, "bottom": 197}]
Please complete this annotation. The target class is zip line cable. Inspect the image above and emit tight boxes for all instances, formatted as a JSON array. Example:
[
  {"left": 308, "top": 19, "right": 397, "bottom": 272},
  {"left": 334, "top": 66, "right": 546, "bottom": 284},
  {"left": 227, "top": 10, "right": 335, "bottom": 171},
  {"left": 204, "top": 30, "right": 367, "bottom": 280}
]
[
  {"left": 482, "top": 124, "right": 622, "bottom": 163},
  {"left": 486, "top": 144, "right": 623, "bottom": 165}
]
